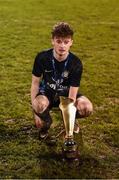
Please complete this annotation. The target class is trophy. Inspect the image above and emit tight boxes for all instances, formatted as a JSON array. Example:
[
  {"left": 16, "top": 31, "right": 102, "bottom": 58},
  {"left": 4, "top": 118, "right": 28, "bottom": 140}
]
[{"left": 59, "top": 96, "right": 79, "bottom": 163}]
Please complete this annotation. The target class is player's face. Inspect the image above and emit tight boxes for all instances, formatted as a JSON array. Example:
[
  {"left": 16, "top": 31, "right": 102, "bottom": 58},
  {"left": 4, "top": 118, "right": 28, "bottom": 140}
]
[{"left": 52, "top": 36, "right": 73, "bottom": 57}]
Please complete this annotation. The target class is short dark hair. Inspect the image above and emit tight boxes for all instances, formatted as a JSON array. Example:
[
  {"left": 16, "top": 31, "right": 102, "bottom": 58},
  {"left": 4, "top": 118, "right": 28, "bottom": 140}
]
[{"left": 51, "top": 22, "right": 74, "bottom": 38}]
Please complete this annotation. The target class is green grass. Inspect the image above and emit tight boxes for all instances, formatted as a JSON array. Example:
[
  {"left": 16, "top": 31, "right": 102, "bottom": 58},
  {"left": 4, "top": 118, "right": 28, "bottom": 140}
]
[{"left": 0, "top": 0, "right": 119, "bottom": 178}]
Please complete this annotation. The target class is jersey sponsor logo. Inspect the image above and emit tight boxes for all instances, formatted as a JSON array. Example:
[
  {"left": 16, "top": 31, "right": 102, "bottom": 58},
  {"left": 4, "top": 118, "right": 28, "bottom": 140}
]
[
  {"left": 47, "top": 82, "right": 56, "bottom": 90},
  {"left": 62, "top": 70, "right": 69, "bottom": 78},
  {"left": 52, "top": 78, "right": 63, "bottom": 84},
  {"left": 45, "top": 69, "right": 53, "bottom": 73},
  {"left": 47, "top": 82, "right": 68, "bottom": 90}
]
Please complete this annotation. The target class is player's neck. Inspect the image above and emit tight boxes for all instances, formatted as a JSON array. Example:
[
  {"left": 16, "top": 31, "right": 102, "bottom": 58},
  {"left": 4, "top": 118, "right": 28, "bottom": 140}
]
[{"left": 53, "top": 50, "right": 69, "bottom": 62}]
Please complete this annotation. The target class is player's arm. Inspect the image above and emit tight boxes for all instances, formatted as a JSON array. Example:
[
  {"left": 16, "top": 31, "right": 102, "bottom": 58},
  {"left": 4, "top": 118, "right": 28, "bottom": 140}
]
[
  {"left": 31, "top": 75, "right": 41, "bottom": 105},
  {"left": 31, "top": 52, "right": 43, "bottom": 105},
  {"left": 68, "top": 58, "right": 83, "bottom": 102},
  {"left": 68, "top": 86, "right": 79, "bottom": 102}
]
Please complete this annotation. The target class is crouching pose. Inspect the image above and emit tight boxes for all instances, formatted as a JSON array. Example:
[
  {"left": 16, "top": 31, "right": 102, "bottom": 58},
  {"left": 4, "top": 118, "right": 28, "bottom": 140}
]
[{"left": 31, "top": 22, "right": 93, "bottom": 139}]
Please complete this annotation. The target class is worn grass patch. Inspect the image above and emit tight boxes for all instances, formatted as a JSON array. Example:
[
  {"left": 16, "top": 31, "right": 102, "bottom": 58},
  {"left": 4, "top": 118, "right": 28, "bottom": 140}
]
[{"left": 0, "top": 0, "right": 119, "bottom": 178}]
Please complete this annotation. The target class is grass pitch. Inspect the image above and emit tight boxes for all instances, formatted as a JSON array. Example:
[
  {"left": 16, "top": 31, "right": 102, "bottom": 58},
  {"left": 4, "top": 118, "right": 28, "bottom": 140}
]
[{"left": 0, "top": 0, "right": 119, "bottom": 178}]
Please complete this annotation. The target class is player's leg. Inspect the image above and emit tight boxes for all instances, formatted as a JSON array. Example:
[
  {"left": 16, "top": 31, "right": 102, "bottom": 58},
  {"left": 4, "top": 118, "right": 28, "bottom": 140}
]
[
  {"left": 32, "top": 95, "right": 52, "bottom": 138},
  {"left": 74, "top": 96, "right": 93, "bottom": 133},
  {"left": 76, "top": 96, "right": 93, "bottom": 117}
]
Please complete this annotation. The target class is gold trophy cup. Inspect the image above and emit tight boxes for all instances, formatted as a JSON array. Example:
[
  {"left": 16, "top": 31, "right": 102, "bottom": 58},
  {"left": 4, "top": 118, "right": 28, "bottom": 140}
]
[{"left": 59, "top": 96, "right": 79, "bottom": 162}]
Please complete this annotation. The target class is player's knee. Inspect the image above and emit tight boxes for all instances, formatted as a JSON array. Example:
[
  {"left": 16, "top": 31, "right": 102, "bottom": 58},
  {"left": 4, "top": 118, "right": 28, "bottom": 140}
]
[
  {"left": 88, "top": 102, "right": 93, "bottom": 114},
  {"left": 76, "top": 96, "right": 93, "bottom": 117},
  {"left": 32, "top": 99, "right": 39, "bottom": 113},
  {"left": 32, "top": 95, "right": 49, "bottom": 114},
  {"left": 84, "top": 102, "right": 93, "bottom": 116}
]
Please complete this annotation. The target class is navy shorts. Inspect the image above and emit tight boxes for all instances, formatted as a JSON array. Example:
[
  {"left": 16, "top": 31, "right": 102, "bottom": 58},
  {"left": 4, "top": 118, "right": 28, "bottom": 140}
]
[{"left": 36, "top": 88, "right": 82, "bottom": 112}]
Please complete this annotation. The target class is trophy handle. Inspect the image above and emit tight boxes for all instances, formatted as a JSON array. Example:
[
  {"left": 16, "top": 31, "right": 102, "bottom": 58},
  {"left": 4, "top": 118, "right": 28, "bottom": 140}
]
[{"left": 59, "top": 96, "right": 76, "bottom": 138}]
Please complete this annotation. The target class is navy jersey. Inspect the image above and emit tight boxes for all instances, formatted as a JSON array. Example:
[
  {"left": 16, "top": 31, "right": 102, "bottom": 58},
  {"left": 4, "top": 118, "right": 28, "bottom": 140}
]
[{"left": 32, "top": 49, "right": 83, "bottom": 95}]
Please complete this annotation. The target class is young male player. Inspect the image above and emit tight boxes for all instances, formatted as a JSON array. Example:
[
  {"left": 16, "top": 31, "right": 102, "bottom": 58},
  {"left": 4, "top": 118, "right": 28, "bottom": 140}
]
[{"left": 31, "top": 22, "right": 93, "bottom": 139}]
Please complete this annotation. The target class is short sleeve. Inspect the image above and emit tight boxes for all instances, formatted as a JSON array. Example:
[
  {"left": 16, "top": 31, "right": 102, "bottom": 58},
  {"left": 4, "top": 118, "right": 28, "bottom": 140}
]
[
  {"left": 32, "top": 53, "right": 43, "bottom": 77},
  {"left": 69, "top": 60, "right": 83, "bottom": 87}
]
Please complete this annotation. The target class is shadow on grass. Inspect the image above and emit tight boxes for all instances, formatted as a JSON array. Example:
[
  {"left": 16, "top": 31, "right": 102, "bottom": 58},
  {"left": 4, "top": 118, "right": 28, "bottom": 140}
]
[
  {"left": 37, "top": 145, "right": 102, "bottom": 179},
  {"left": 0, "top": 122, "right": 33, "bottom": 141},
  {"left": 36, "top": 130, "right": 103, "bottom": 179},
  {"left": 0, "top": 122, "right": 108, "bottom": 178}
]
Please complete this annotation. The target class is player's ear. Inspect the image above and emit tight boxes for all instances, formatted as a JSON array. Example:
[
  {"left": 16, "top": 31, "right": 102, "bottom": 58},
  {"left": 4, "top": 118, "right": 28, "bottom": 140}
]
[{"left": 70, "top": 39, "right": 73, "bottom": 46}]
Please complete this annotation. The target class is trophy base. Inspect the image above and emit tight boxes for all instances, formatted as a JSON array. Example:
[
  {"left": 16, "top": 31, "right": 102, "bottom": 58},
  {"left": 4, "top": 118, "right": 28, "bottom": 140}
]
[{"left": 62, "top": 138, "right": 80, "bottom": 166}]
